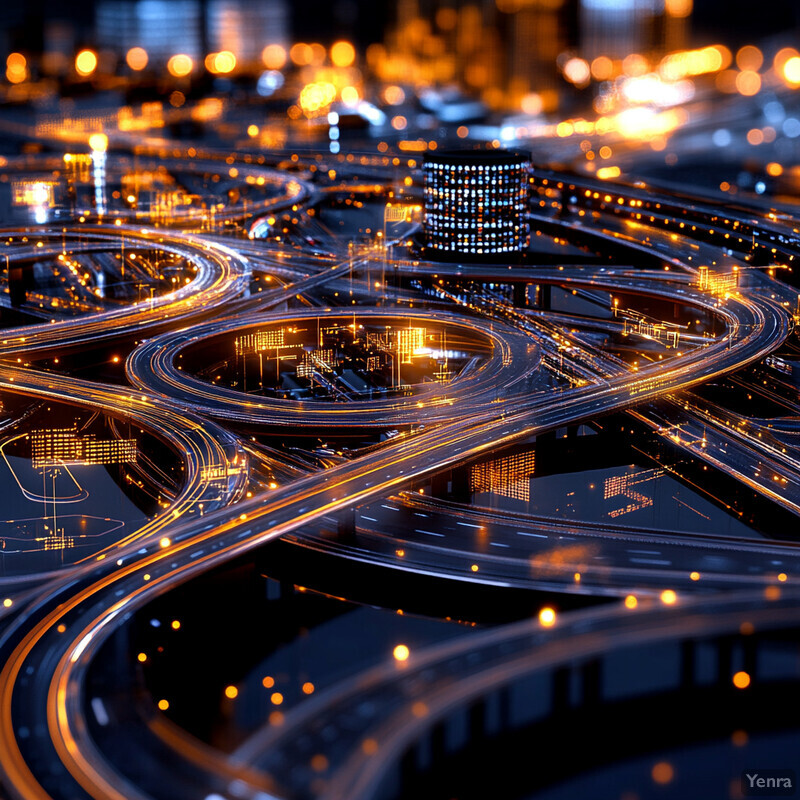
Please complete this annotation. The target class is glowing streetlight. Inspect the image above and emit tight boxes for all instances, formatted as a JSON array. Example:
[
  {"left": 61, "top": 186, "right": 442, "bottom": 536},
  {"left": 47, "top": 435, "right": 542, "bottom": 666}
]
[{"left": 75, "top": 49, "right": 98, "bottom": 77}]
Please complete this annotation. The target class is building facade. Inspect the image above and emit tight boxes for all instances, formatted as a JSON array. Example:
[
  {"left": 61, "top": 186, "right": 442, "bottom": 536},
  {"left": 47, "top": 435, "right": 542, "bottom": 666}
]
[{"left": 423, "top": 148, "right": 530, "bottom": 260}]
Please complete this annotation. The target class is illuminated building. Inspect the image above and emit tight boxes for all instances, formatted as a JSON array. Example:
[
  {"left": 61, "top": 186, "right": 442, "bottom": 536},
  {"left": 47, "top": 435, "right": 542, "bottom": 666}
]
[
  {"left": 603, "top": 469, "right": 661, "bottom": 517},
  {"left": 31, "top": 428, "right": 137, "bottom": 468},
  {"left": 96, "top": 0, "right": 288, "bottom": 66},
  {"left": 470, "top": 451, "right": 536, "bottom": 502},
  {"left": 423, "top": 149, "right": 530, "bottom": 260},
  {"left": 579, "top": 0, "right": 691, "bottom": 62},
  {"left": 96, "top": 1, "right": 204, "bottom": 62},
  {"left": 207, "top": 0, "right": 288, "bottom": 65},
  {"left": 235, "top": 328, "right": 286, "bottom": 355}
]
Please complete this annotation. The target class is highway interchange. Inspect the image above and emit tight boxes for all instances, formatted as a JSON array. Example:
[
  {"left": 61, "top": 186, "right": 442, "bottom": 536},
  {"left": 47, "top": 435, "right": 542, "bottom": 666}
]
[{"left": 1, "top": 95, "right": 800, "bottom": 800}]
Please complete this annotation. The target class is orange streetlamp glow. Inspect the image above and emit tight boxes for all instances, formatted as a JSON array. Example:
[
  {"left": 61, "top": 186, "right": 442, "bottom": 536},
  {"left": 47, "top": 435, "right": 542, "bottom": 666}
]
[
  {"left": 88, "top": 133, "right": 108, "bottom": 153},
  {"left": 652, "top": 762, "right": 674, "bottom": 784},
  {"left": 733, "top": 671, "right": 751, "bottom": 689},
  {"left": 262, "top": 44, "right": 287, "bottom": 70},
  {"left": 126, "top": 47, "right": 148, "bottom": 71},
  {"left": 167, "top": 54, "right": 193, "bottom": 78},
  {"left": 224, "top": 685, "right": 239, "bottom": 699},
  {"left": 784, "top": 57, "right": 800, "bottom": 85},
  {"left": 393, "top": 644, "right": 410, "bottom": 662},
  {"left": 660, "top": 589, "right": 677, "bottom": 605},
  {"left": 75, "top": 50, "right": 98, "bottom": 77},
  {"left": 330, "top": 41, "right": 356, "bottom": 68},
  {"left": 539, "top": 607, "right": 556, "bottom": 627},
  {"left": 6, "top": 53, "right": 27, "bottom": 84},
  {"left": 290, "top": 43, "right": 313, "bottom": 67},
  {"left": 213, "top": 51, "right": 236, "bottom": 74}
]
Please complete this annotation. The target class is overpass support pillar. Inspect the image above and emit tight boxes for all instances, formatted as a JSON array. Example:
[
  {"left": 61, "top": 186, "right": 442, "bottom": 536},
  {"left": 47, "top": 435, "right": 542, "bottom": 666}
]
[
  {"left": 680, "top": 639, "right": 696, "bottom": 688},
  {"left": 450, "top": 465, "right": 471, "bottom": 503},
  {"left": 467, "top": 698, "right": 488, "bottom": 741},
  {"left": 513, "top": 282, "right": 528, "bottom": 308},
  {"left": 338, "top": 508, "right": 356, "bottom": 542},
  {"left": 535, "top": 284, "right": 551, "bottom": 310},
  {"left": 8, "top": 263, "right": 33, "bottom": 307},
  {"left": 580, "top": 658, "right": 602, "bottom": 708}
]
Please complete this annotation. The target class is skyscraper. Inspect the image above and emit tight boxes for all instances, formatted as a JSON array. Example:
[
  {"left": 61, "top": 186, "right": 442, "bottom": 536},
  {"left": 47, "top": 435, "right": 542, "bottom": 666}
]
[{"left": 423, "top": 148, "right": 530, "bottom": 260}]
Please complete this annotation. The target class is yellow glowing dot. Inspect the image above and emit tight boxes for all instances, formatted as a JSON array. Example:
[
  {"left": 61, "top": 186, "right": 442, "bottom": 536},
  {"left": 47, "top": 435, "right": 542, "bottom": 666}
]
[
  {"left": 470, "top": 564, "right": 479, "bottom": 572},
  {"left": 158, "top": 699, "right": 169, "bottom": 711},
  {"left": 784, "top": 56, "right": 800, "bottom": 84},
  {"left": 88, "top": 133, "right": 108, "bottom": 153},
  {"left": 539, "top": 607, "right": 556, "bottom": 627},
  {"left": 597, "top": 166, "right": 621, "bottom": 180},
  {"left": 262, "top": 676, "right": 275, "bottom": 688},
  {"left": 212, "top": 50, "right": 236, "bottom": 74},
  {"left": 393, "top": 644, "right": 410, "bottom": 662},
  {"left": 573, "top": 572, "right": 581, "bottom": 583},
  {"left": 690, "top": 571, "right": 700, "bottom": 581},
  {"left": 660, "top": 589, "right": 677, "bottom": 605},
  {"left": 225, "top": 685, "right": 239, "bottom": 699},
  {"left": 624, "top": 595, "right": 638, "bottom": 609},
  {"left": 171, "top": 620, "right": 180, "bottom": 630},
  {"left": 247, "top": 124, "right": 259, "bottom": 137},
  {"left": 652, "top": 761, "right": 674, "bottom": 784},
  {"left": 126, "top": 47, "right": 148, "bottom": 71},
  {"left": 341, "top": 85, "right": 359, "bottom": 106},
  {"left": 143, "top": 573, "right": 151, "bottom": 582},
  {"left": 778, "top": 572, "right": 788, "bottom": 582},
  {"left": 766, "top": 162, "right": 784, "bottom": 177},
  {"left": 75, "top": 49, "right": 98, "bottom": 77},
  {"left": 2, "top": 598, "right": 12, "bottom": 608},
  {"left": 270, "top": 691, "right": 284, "bottom": 705},
  {"left": 57, "top": 624, "right": 66, "bottom": 633},
  {"left": 330, "top": 40, "right": 356, "bottom": 68},
  {"left": 167, "top": 54, "right": 193, "bottom": 78},
  {"left": 302, "top": 681, "right": 315, "bottom": 695},
  {"left": 137, "top": 652, "right": 147, "bottom": 663},
  {"left": 733, "top": 671, "right": 751, "bottom": 689},
  {"left": 262, "top": 44, "right": 287, "bottom": 70},
  {"left": 159, "top": 537, "right": 170, "bottom": 549},
  {"left": 395, "top": 549, "right": 405, "bottom": 557}
]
